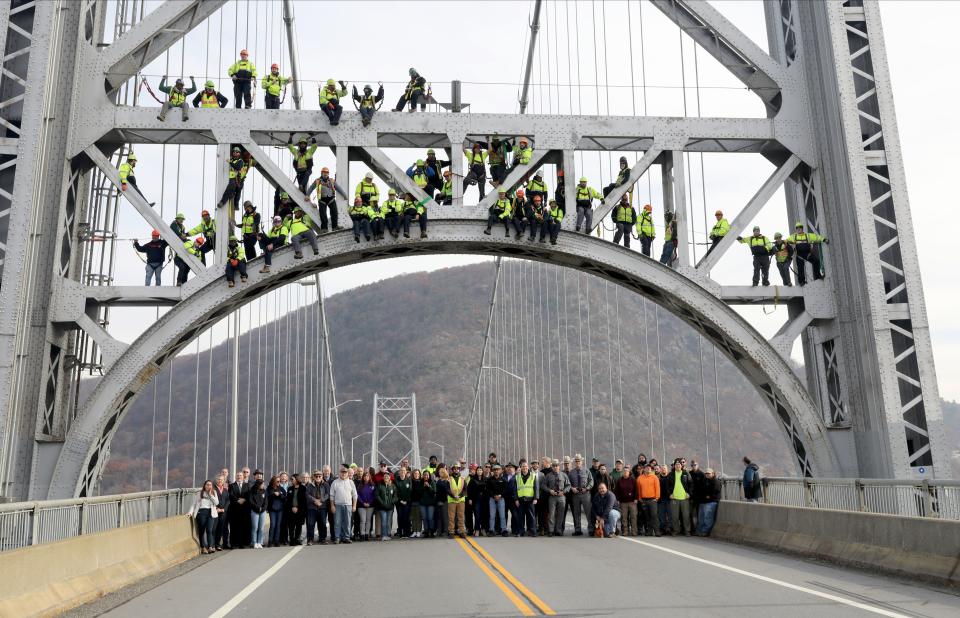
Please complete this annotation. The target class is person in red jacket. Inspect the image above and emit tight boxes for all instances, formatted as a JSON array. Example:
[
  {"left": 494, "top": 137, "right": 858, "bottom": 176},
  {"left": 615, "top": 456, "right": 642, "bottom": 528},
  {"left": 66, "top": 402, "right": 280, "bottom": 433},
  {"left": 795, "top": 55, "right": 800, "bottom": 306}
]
[{"left": 613, "top": 465, "right": 638, "bottom": 536}]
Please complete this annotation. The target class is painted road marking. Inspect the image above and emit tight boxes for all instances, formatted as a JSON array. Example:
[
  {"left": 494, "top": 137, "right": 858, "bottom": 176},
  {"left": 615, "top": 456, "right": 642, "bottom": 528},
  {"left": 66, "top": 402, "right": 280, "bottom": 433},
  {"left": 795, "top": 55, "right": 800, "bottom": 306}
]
[
  {"left": 465, "top": 536, "right": 557, "bottom": 615},
  {"left": 455, "top": 537, "right": 536, "bottom": 616},
  {"left": 619, "top": 536, "right": 911, "bottom": 618},
  {"left": 209, "top": 545, "right": 303, "bottom": 618}
]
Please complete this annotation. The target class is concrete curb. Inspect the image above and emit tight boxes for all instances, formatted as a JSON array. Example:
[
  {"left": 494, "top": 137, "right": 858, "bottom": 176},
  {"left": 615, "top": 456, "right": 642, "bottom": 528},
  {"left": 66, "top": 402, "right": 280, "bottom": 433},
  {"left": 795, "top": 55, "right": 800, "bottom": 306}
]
[
  {"left": 0, "top": 515, "right": 197, "bottom": 617},
  {"left": 712, "top": 501, "right": 960, "bottom": 588}
]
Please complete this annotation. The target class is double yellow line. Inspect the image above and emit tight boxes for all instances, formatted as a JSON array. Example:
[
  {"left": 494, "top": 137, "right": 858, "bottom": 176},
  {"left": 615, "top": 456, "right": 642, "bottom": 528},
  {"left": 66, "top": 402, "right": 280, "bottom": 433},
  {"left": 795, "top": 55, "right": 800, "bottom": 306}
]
[{"left": 455, "top": 536, "right": 556, "bottom": 616}]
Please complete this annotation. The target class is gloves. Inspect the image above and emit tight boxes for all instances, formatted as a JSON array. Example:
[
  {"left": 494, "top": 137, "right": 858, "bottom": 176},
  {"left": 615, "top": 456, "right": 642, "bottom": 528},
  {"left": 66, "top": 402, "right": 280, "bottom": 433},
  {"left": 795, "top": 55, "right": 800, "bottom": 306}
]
[{"left": 736, "top": 236, "right": 742, "bottom": 241}]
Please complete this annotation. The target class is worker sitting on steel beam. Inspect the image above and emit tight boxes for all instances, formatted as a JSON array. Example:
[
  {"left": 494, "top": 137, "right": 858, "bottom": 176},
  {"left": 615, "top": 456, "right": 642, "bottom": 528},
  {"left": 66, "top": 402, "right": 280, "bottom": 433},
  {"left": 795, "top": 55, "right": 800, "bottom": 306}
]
[
  {"left": 133, "top": 230, "right": 168, "bottom": 286},
  {"left": 574, "top": 177, "right": 602, "bottom": 233},
  {"left": 188, "top": 210, "right": 216, "bottom": 263},
  {"left": 319, "top": 79, "right": 347, "bottom": 126},
  {"left": 349, "top": 197, "right": 373, "bottom": 243},
  {"left": 485, "top": 188, "right": 514, "bottom": 237},
  {"left": 772, "top": 232, "right": 794, "bottom": 286},
  {"left": 737, "top": 226, "right": 774, "bottom": 287},
  {"left": 786, "top": 222, "right": 829, "bottom": 286},
  {"left": 393, "top": 67, "right": 427, "bottom": 112},
  {"left": 192, "top": 80, "right": 228, "bottom": 109},
  {"left": 402, "top": 192, "right": 428, "bottom": 239},
  {"left": 463, "top": 142, "right": 488, "bottom": 200},
  {"left": 258, "top": 215, "right": 287, "bottom": 274},
  {"left": 288, "top": 134, "right": 317, "bottom": 194},
  {"left": 527, "top": 194, "right": 546, "bottom": 242},
  {"left": 437, "top": 170, "right": 454, "bottom": 206},
  {"left": 118, "top": 151, "right": 155, "bottom": 207},
  {"left": 217, "top": 147, "right": 246, "bottom": 210},
  {"left": 176, "top": 236, "right": 204, "bottom": 286},
  {"left": 544, "top": 198, "right": 564, "bottom": 245},
  {"left": 224, "top": 237, "right": 247, "bottom": 288},
  {"left": 288, "top": 206, "right": 319, "bottom": 259},
  {"left": 262, "top": 64, "right": 290, "bottom": 110},
  {"left": 612, "top": 195, "right": 637, "bottom": 249},
  {"left": 512, "top": 188, "right": 528, "bottom": 240},
  {"left": 637, "top": 204, "right": 656, "bottom": 257},
  {"left": 508, "top": 137, "right": 533, "bottom": 174},
  {"left": 305, "top": 167, "right": 345, "bottom": 232},
  {"left": 369, "top": 198, "right": 388, "bottom": 241},
  {"left": 603, "top": 156, "right": 631, "bottom": 198},
  {"left": 352, "top": 83, "right": 384, "bottom": 126},
  {"left": 157, "top": 75, "right": 196, "bottom": 122},
  {"left": 488, "top": 135, "right": 510, "bottom": 187},
  {"left": 228, "top": 49, "right": 257, "bottom": 109},
  {"left": 383, "top": 189, "right": 404, "bottom": 239},
  {"left": 705, "top": 210, "right": 730, "bottom": 256}
]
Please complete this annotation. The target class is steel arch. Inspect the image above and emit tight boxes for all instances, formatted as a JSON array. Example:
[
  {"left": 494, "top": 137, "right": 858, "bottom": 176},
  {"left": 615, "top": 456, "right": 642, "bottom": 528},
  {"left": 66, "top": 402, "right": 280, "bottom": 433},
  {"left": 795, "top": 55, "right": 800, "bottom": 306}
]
[{"left": 48, "top": 221, "right": 842, "bottom": 498}]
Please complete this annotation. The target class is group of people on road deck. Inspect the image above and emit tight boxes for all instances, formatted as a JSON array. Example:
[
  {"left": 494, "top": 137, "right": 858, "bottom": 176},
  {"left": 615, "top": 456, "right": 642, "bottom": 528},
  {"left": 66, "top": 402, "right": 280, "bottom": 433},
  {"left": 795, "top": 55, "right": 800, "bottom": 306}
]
[
  {"left": 188, "top": 451, "right": 763, "bottom": 552},
  {"left": 132, "top": 50, "right": 829, "bottom": 290}
]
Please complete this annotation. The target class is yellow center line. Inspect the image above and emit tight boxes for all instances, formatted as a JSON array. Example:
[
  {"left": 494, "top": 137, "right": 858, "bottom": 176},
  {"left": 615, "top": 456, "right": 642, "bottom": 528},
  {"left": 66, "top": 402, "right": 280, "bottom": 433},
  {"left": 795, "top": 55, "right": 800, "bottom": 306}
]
[
  {"left": 455, "top": 537, "right": 536, "bottom": 616},
  {"left": 464, "top": 536, "right": 557, "bottom": 616}
]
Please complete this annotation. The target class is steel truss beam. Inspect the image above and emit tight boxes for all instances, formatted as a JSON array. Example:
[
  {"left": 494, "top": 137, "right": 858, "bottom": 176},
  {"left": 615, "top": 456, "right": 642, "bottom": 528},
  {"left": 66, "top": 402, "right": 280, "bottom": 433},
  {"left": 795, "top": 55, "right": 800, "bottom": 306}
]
[{"left": 48, "top": 220, "right": 841, "bottom": 498}]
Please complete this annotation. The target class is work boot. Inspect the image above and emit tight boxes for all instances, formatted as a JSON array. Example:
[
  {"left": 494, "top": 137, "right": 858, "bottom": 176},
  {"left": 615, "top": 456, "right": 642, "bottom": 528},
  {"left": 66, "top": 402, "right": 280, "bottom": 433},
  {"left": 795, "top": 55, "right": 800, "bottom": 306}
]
[
  {"left": 403, "top": 232, "right": 410, "bottom": 238},
  {"left": 504, "top": 230, "right": 510, "bottom": 238},
  {"left": 550, "top": 240, "right": 557, "bottom": 245},
  {"left": 483, "top": 227, "right": 491, "bottom": 235},
  {"left": 332, "top": 225, "right": 341, "bottom": 231},
  {"left": 516, "top": 231, "right": 523, "bottom": 240},
  {"left": 354, "top": 235, "right": 360, "bottom": 243},
  {"left": 420, "top": 232, "right": 427, "bottom": 239},
  {"left": 294, "top": 251, "right": 303, "bottom": 259},
  {"left": 364, "top": 235, "right": 371, "bottom": 241},
  {"left": 259, "top": 266, "right": 270, "bottom": 273},
  {"left": 313, "top": 250, "right": 319, "bottom": 256},
  {"left": 240, "top": 276, "right": 247, "bottom": 282},
  {"left": 227, "top": 281, "right": 235, "bottom": 288}
]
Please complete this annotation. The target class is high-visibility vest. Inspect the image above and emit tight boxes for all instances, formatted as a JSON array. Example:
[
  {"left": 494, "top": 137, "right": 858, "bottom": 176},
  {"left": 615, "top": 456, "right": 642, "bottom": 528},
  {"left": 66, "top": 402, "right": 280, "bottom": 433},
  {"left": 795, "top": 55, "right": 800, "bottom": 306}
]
[
  {"left": 262, "top": 74, "right": 286, "bottom": 96},
  {"left": 118, "top": 163, "right": 134, "bottom": 182},
  {"left": 576, "top": 186, "right": 598, "bottom": 202},
  {"left": 384, "top": 199, "right": 405, "bottom": 215},
  {"left": 614, "top": 205, "right": 636, "bottom": 224},
  {"left": 711, "top": 218, "right": 730, "bottom": 239},
  {"left": 527, "top": 178, "right": 547, "bottom": 193},
  {"left": 228, "top": 59, "right": 257, "bottom": 79},
  {"left": 412, "top": 170, "right": 428, "bottom": 188},
  {"left": 315, "top": 177, "right": 336, "bottom": 200},
  {"left": 185, "top": 240, "right": 202, "bottom": 257},
  {"left": 168, "top": 88, "right": 185, "bottom": 106},
  {"left": 439, "top": 180, "right": 452, "bottom": 198},
  {"left": 466, "top": 150, "right": 486, "bottom": 167},
  {"left": 228, "top": 157, "right": 244, "bottom": 179},
  {"left": 241, "top": 214, "right": 257, "bottom": 234},
  {"left": 288, "top": 217, "right": 310, "bottom": 236},
  {"left": 200, "top": 91, "right": 220, "bottom": 108},
  {"left": 517, "top": 473, "right": 535, "bottom": 499},
  {"left": 227, "top": 245, "right": 245, "bottom": 261},
  {"left": 740, "top": 235, "right": 772, "bottom": 256},
  {"left": 637, "top": 211, "right": 655, "bottom": 238},
  {"left": 513, "top": 146, "right": 532, "bottom": 165},
  {"left": 548, "top": 205, "right": 564, "bottom": 221},
  {"left": 360, "top": 94, "right": 376, "bottom": 109},
  {"left": 447, "top": 476, "right": 465, "bottom": 503},
  {"left": 493, "top": 199, "right": 512, "bottom": 218},
  {"left": 774, "top": 241, "right": 790, "bottom": 263},
  {"left": 289, "top": 144, "right": 317, "bottom": 171},
  {"left": 355, "top": 181, "right": 379, "bottom": 201},
  {"left": 266, "top": 225, "right": 287, "bottom": 244}
]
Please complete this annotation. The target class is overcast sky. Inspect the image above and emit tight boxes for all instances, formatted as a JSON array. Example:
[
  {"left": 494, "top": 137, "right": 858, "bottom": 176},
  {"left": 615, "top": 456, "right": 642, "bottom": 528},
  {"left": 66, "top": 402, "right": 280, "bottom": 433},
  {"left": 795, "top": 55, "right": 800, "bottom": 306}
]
[{"left": 103, "top": 1, "right": 959, "bottom": 401}]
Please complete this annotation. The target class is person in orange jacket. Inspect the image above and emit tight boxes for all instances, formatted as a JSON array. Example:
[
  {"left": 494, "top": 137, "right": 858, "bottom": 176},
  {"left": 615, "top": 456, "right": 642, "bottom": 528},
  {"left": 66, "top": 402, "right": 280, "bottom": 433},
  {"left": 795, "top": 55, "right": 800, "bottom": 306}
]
[{"left": 636, "top": 464, "right": 661, "bottom": 537}]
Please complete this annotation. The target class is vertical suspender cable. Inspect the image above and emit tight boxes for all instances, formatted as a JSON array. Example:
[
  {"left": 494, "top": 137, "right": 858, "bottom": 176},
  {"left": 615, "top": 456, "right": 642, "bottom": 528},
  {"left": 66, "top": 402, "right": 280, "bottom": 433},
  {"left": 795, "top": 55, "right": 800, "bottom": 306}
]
[
  {"left": 561, "top": 269, "right": 572, "bottom": 456},
  {"left": 205, "top": 329, "right": 214, "bottom": 478},
  {"left": 192, "top": 338, "right": 201, "bottom": 487},
  {"left": 586, "top": 275, "right": 595, "bottom": 456},
  {"left": 576, "top": 272, "right": 586, "bottom": 456},
  {"left": 604, "top": 281, "right": 615, "bottom": 460},
  {"left": 714, "top": 349, "right": 724, "bottom": 476},
  {"left": 466, "top": 259, "right": 502, "bottom": 460},
  {"left": 554, "top": 266, "right": 564, "bottom": 457},
  {"left": 643, "top": 298, "right": 654, "bottom": 454},
  {"left": 655, "top": 307, "right": 666, "bottom": 459},
  {"left": 698, "top": 334, "right": 710, "bottom": 468},
  {"left": 546, "top": 266, "right": 554, "bottom": 456},
  {"left": 615, "top": 286, "right": 624, "bottom": 461}
]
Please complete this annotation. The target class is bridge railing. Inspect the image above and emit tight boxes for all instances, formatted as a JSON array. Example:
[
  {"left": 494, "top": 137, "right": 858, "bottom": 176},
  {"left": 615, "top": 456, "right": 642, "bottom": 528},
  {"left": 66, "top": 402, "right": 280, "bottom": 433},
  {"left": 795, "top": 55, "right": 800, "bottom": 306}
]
[
  {"left": 720, "top": 477, "right": 960, "bottom": 520},
  {"left": 0, "top": 488, "right": 197, "bottom": 552}
]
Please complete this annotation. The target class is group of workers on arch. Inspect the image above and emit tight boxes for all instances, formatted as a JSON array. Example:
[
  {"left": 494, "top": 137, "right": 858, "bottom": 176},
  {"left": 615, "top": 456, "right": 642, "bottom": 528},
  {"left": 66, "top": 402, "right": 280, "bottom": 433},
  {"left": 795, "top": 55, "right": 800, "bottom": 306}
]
[{"left": 130, "top": 51, "right": 829, "bottom": 288}]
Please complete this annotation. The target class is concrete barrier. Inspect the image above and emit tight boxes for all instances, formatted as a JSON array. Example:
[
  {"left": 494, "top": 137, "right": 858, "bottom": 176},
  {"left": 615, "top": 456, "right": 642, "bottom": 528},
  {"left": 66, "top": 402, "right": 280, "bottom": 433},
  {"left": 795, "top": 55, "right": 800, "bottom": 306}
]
[
  {"left": 712, "top": 501, "right": 960, "bottom": 587},
  {"left": 0, "top": 514, "right": 197, "bottom": 617}
]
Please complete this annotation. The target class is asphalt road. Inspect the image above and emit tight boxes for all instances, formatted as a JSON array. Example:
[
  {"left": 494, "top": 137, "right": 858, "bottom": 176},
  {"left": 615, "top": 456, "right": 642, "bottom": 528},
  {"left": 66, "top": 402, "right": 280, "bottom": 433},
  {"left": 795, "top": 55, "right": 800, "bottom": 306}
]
[{"left": 98, "top": 533, "right": 960, "bottom": 618}]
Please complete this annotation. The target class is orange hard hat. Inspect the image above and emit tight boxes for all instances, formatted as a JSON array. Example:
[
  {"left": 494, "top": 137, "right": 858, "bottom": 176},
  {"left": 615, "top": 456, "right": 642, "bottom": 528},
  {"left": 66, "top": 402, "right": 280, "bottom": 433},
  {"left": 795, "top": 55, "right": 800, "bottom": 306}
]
[
  {"left": 644, "top": 204, "right": 652, "bottom": 211},
  {"left": 557, "top": 170, "right": 564, "bottom": 177},
  {"left": 151, "top": 229, "right": 160, "bottom": 238},
  {"left": 195, "top": 236, "right": 205, "bottom": 245},
  {"left": 321, "top": 167, "right": 329, "bottom": 173},
  {"left": 201, "top": 209, "right": 210, "bottom": 217},
  {"left": 240, "top": 49, "right": 249, "bottom": 56}
]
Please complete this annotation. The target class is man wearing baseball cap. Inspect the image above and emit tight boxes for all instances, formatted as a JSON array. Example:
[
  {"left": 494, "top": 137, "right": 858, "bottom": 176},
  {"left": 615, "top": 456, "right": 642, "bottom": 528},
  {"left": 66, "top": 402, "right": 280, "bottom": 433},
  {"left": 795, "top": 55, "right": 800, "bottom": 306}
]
[{"left": 447, "top": 463, "right": 467, "bottom": 537}]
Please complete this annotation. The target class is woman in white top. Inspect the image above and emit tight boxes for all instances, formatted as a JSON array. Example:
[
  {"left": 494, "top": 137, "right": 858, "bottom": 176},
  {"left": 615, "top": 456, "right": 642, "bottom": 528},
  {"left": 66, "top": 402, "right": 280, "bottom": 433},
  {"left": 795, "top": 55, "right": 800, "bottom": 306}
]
[{"left": 189, "top": 480, "right": 219, "bottom": 554}]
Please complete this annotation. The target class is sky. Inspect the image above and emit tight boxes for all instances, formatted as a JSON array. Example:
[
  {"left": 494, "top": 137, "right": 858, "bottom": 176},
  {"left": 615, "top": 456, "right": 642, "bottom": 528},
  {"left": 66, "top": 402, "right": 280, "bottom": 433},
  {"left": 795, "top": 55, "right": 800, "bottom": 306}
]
[{"left": 98, "top": 1, "right": 959, "bottom": 401}]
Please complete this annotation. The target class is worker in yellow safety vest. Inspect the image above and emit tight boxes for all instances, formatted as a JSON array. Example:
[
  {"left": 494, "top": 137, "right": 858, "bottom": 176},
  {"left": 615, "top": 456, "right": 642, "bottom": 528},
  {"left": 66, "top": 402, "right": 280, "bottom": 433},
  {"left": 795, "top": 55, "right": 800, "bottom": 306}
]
[
  {"left": 118, "top": 151, "right": 155, "bottom": 206},
  {"left": 262, "top": 63, "right": 290, "bottom": 109},
  {"left": 514, "top": 460, "right": 539, "bottom": 536},
  {"left": 447, "top": 464, "right": 467, "bottom": 537},
  {"left": 736, "top": 226, "right": 774, "bottom": 286},
  {"left": 287, "top": 134, "right": 318, "bottom": 193},
  {"left": 192, "top": 80, "right": 227, "bottom": 108},
  {"left": 573, "top": 177, "right": 601, "bottom": 232},
  {"left": 786, "top": 222, "right": 829, "bottom": 285},
  {"left": 157, "top": 75, "right": 196, "bottom": 121},
  {"left": 234, "top": 201, "right": 260, "bottom": 260},
  {"left": 612, "top": 195, "right": 637, "bottom": 249},
  {"left": 319, "top": 79, "right": 347, "bottom": 126},
  {"left": 637, "top": 204, "right": 655, "bottom": 257},
  {"left": 227, "top": 49, "right": 257, "bottom": 108},
  {"left": 705, "top": 210, "right": 730, "bottom": 256},
  {"left": 485, "top": 188, "right": 514, "bottom": 238}
]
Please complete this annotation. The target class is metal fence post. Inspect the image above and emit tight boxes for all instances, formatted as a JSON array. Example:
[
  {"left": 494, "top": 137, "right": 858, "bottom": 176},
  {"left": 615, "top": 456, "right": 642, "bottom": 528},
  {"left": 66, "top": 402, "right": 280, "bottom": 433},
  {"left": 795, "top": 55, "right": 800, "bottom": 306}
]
[
  {"left": 30, "top": 504, "right": 40, "bottom": 546},
  {"left": 78, "top": 501, "right": 87, "bottom": 535},
  {"left": 146, "top": 494, "right": 152, "bottom": 522},
  {"left": 855, "top": 479, "right": 866, "bottom": 512},
  {"left": 803, "top": 479, "right": 814, "bottom": 508},
  {"left": 921, "top": 480, "right": 935, "bottom": 518},
  {"left": 118, "top": 497, "right": 125, "bottom": 527}
]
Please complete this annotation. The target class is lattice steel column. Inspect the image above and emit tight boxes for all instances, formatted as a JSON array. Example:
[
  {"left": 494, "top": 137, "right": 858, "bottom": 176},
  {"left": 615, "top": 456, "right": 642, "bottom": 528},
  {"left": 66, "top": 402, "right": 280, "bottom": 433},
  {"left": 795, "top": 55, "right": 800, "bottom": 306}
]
[{"left": 369, "top": 394, "right": 421, "bottom": 470}]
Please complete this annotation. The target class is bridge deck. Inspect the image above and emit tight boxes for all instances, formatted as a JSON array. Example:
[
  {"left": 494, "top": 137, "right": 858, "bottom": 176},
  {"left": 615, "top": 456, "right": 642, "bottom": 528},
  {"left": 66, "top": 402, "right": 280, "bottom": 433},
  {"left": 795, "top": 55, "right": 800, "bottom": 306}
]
[{"left": 95, "top": 533, "right": 959, "bottom": 617}]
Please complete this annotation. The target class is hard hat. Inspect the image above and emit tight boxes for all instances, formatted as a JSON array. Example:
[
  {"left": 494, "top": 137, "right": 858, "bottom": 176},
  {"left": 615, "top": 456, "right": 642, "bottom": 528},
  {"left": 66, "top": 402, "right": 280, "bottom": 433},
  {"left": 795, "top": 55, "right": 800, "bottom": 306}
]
[
  {"left": 175, "top": 212, "right": 185, "bottom": 220},
  {"left": 363, "top": 84, "right": 372, "bottom": 92},
  {"left": 229, "top": 237, "right": 238, "bottom": 245},
  {"left": 416, "top": 159, "right": 424, "bottom": 166},
  {"left": 127, "top": 151, "right": 137, "bottom": 161},
  {"left": 320, "top": 167, "right": 329, "bottom": 173},
  {"left": 175, "top": 78, "right": 184, "bottom": 86},
  {"left": 205, "top": 80, "right": 215, "bottom": 88},
  {"left": 196, "top": 236, "right": 206, "bottom": 245},
  {"left": 619, "top": 156, "right": 628, "bottom": 164},
  {"left": 519, "top": 137, "right": 528, "bottom": 144},
  {"left": 271, "top": 63, "right": 279, "bottom": 70},
  {"left": 240, "top": 49, "right": 249, "bottom": 56},
  {"left": 774, "top": 232, "right": 783, "bottom": 239},
  {"left": 273, "top": 216, "right": 282, "bottom": 224},
  {"left": 753, "top": 226, "right": 761, "bottom": 232},
  {"left": 246, "top": 202, "right": 256, "bottom": 210},
  {"left": 232, "top": 146, "right": 241, "bottom": 153},
  {"left": 643, "top": 204, "right": 652, "bottom": 211},
  {"left": 557, "top": 170, "right": 564, "bottom": 177},
  {"left": 534, "top": 170, "right": 542, "bottom": 177},
  {"left": 151, "top": 229, "right": 160, "bottom": 238},
  {"left": 409, "top": 67, "right": 418, "bottom": 76},
  {"left": 516, "top": 189, "right": 525, "bottom": 197},
  {"left": 326, "top": 78, "right": 335, "bottom": 86},
  {"left": 388, "top": 189, "right": 397, "bottom": 195},
  {"left": 715, "top": 210, "right": 723, "bottom": 216},
  {"left": 365, "top": 171, "right": 374, "bottom": 179},
  {"left": 498, "top": 188, "right": 507, "bottom": 194},
  {"left": 298, "top": 137, "right": 307, "bottom": 144},
  {"left": 427, "top": 149, "right": 436, "bottom": 155},
  {"left": 579, "top": 176, "right": 588, "bottom": 182},
  {"left": 280, "top": 191, "right": 289, "bottom": 199},
  {"left": 201, "top": 209, "right": 210, "bottom": 217}
]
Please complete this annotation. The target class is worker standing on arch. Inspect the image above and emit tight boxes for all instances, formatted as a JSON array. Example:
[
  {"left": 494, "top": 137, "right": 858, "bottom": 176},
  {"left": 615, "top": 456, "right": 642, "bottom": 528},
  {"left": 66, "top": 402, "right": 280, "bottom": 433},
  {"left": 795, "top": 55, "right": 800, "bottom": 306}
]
[
  {"left": 705, "top": 210, "right": 730, "bottom": 256},
  {"left": 235, "top": 201, "right": 260, "bottom": 260},
  {"left": 660, "top": 211, "right": 678, "bottom": 267},
  {"left": 306, "top": 167, "right": 344, "bottom": 232},
  {"left": 228, "top": 49, "right": 257, "bottom": 109},
  {"left": 394, "top": 67, "right": 427, "bottom": 112},
  {"left": 736, "top": 226, "right": 774, "bottom": 286},
  {"left": 772, "top": 232, "right": 794, "bottom": 286},
  {"left": 192, "top": 80, "right": 228, "bottom": 108},
  {"left": 217, "top": 147, "right": 246, "bottom": 210},
  {"left": 637, "top": 204, "right": 656, "bottom": 257},
  {"left": 463, "top": 142, "right": 488, "bottom": 200},
  {"left": 262, "top": 64, "right": 290, "bottom": 110},
  {"left": 574, "top": 177, "right": 602, "bottom": 233},
  {"left": 612, "top": 195, "right": 637, "bottom": 249},
  {"left": 133, "top": 230, "right": 168, "bottom": 286},
  {"left": 288, "top": 134, "right": 317, "bottom": 194}
]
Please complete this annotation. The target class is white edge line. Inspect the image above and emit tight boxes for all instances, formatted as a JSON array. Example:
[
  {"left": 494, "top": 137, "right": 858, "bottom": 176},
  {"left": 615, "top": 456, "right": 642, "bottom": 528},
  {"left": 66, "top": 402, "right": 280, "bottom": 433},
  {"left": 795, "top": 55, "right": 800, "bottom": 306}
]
[
  {"left": 208, "top": 545, "right": 304, "bottom": 618},
  {"left": 619, "top": 536, "right": 910, "bottom": 618}
]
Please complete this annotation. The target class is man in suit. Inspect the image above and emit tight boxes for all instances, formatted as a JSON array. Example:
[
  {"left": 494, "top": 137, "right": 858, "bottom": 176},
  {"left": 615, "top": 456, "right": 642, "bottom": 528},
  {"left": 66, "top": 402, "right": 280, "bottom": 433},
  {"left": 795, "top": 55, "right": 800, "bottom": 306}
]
[{"left": 229, "top": 471, "right": 250, "bottom": 548}]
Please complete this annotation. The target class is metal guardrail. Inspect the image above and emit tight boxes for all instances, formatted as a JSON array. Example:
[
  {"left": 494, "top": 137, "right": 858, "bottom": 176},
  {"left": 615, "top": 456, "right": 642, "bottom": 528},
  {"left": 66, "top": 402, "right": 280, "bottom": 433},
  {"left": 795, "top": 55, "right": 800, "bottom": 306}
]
[
  {"left": 0, "top": 488, "right": 197, "bottom": 552},
  {"left": 720, "top": 476, "right": 960, "bottom": 520}
]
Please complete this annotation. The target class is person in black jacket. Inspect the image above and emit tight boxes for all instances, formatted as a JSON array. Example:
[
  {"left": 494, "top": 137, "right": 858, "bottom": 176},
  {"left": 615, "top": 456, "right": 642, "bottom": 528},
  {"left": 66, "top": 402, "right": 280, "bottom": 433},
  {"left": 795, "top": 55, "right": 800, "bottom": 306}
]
[
  {"left": 133, "top": 232, "right": 168, "bottom": 286},
  {"left": 248, "top": 472, "right": 267, "bottom": 548},
  {"left": 228, "top": 471, "right": 249, "bottom": 548},
  {"left": 466, "top": 465, "right": 484, "bottom": 536},
  {"left": 503, "top": 463, "right": 519, "bottom": 536},
  {"left": 286, "top": 473, "right": 307, "bottom": 545},
  {"left": 657, "top": 465, "right": 673, "bottom": 535},
  {"left": 591, "top": 482, "right": 621, "bottom": 538},
  {"left": 485, "top": 464, "right": 508, "bottom": 536},
  {"left": 214, "top": 475, "right": 231, "bottom": 550},
  {"left": 266, "top": 476, "right": 286, "bottom": 547},
  {"left": 695, "top": 468, "right": 722, "bottom": 536}
]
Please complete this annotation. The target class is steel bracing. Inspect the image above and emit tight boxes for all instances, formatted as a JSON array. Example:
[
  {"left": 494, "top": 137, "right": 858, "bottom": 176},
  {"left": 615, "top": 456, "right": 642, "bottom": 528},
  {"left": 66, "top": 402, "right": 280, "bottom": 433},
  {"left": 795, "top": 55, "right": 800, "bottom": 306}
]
[{"left": 0, "top": 0, "right": 947, "bottom": 501}]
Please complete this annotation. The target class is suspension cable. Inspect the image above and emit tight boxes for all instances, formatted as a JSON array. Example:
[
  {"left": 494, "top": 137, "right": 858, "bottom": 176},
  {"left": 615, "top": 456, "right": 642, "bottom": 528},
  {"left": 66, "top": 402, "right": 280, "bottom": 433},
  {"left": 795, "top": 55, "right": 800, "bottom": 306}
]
[{"left": 604, "top": 281, "right": 615, "bottom": 461}]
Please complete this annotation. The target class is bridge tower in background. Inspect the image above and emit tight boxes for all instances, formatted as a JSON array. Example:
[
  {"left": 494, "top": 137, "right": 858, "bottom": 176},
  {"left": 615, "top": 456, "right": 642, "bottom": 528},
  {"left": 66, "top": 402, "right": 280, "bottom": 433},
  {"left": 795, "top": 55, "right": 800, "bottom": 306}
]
[{"left": 370, "top": 394, "right": 421, "bottom": 471}]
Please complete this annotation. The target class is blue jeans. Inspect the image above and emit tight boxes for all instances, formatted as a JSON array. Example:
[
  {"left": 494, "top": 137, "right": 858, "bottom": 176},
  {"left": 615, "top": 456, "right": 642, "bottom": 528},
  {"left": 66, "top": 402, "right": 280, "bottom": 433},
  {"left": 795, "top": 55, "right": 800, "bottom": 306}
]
[
  {"left": 419, "top": 505, "right": 434, "bottom": 532},
  {"left": 378, "top": 508, "right": 394, "bottom": 537},
  {"left": 145, "top": 262, "right": 163, "bottom": 286},
  {"left": 195, "top": 508, "right": 215, "bottom": 548},
  {"left": 603, "top": 509, "right": 621, "bottom": 536},
  {"left": 306, "top": 508, "right": 326, "bottom": 542},
  {"left": 268, "top": 509, "right": 283, "bottom": 545},
  {"left": 697, "top": 502, "right": 718, "bottom": 536},
  {"left": 658, "top": 501, "right": 672, "bottom": 533},
  {"left": 488, "top": 497, "right": 506, "bottom": 531},
  {"left": 250, "top": 511, "right": 266, "bottom": 545},
  {"left": 660, "top": 240, "right": 675, "bottom": 265},
  {"left": 334, "top": 504, "right": 352, "bottom": 541}
]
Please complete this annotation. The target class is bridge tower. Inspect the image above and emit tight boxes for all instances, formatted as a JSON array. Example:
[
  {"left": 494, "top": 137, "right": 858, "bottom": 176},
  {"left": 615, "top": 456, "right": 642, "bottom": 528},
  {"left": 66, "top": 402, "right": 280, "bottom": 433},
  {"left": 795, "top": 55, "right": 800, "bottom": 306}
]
[{"left": 0, "top": 0, "right": 947, "bottom": 501}]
